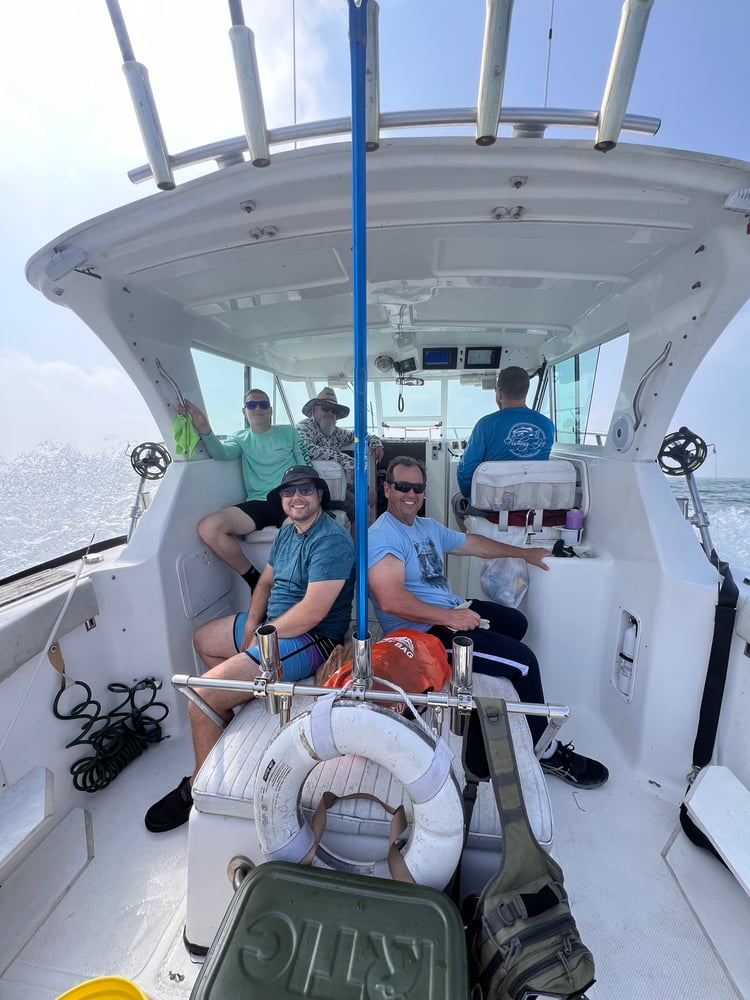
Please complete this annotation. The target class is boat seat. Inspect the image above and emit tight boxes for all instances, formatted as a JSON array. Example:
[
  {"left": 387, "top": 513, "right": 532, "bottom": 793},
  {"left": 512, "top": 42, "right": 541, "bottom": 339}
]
[
  {"left": 185, "top": 673, "right": 553, "bottom": 952},
  {"left": 461, "top": 459, "right": 578, "bottom": 543},
  {"left": 242, "top": 460, "right": 350, "bottom": 571}
]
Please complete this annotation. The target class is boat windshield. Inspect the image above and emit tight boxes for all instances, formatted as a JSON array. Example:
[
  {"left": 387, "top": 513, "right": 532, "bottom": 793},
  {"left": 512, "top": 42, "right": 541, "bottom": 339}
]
[{"left": 191, "top": 333, "right": 627, "bottom": 449}]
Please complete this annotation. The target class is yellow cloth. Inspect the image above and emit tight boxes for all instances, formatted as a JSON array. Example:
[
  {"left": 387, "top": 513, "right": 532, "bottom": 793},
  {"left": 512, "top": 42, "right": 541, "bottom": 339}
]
[{"left": 172, "top": 414, "right": 201, "bottom": 457}]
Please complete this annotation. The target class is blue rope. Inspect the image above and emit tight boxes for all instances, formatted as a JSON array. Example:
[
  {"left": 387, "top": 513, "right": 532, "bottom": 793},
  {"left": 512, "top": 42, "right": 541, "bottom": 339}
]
[{"left": 348, "top": 0, "right": 369, "bottom": 638}]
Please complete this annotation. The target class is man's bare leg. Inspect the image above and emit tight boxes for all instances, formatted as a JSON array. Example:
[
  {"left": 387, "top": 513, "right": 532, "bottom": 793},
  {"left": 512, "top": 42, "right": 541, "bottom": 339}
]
[
  {"left": 194, "top": 615, "right": 239, "bottom": 670},
  {"left": 188, "top": 651, "right": 262, "bottom": 777},
  {"left": 197, "top": 506, "right": 257, "bottom": 575}
]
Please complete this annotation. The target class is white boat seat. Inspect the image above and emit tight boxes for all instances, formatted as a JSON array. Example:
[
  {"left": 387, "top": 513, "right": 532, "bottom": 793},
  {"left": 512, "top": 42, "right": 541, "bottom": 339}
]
[
  {"left": 186, "top": 673, "right": 553, "bottom": 950},
  {"left": 463, "top": 459, "right": 577, "bottom": 540}
]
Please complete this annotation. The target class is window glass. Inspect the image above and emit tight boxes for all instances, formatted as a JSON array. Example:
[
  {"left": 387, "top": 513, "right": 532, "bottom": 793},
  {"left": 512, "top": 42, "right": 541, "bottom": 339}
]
[
  {"left": 446, "top": 381, "right": 496, "bottom": 441},
  {"left": 587, "top": 335, "right": 628, "bottom": 445},
  {"left": 191, "top": 349, "right": 247, "bottom": 437},
  {"left": 544, "top": 333, "right": 628, "bottom": 446}
]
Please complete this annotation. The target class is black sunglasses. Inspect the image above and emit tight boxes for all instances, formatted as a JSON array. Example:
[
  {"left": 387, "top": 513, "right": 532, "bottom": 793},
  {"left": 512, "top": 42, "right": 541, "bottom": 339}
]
[
  {"left": 315, "top": 404, "right": 339, "bottom": 415},
  {"left": 279, "top": 482, "right": 317, "bottom": 497},
  {"left": 244, "top": 399, "right": 270, "bottom": 410},
  {"left": 387, "top": 480, "right": 426, "bottom": 494}
]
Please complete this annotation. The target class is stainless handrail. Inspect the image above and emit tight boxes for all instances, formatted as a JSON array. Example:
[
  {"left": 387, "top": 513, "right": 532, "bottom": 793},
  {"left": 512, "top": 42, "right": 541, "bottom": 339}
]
[{"left": 128, "top": 106, "right": 661, "bottom": 185}]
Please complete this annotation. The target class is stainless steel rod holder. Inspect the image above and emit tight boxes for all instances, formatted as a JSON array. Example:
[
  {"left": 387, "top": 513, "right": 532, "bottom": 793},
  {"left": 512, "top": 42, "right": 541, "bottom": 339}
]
[
  {"left": 450, "top": 635, "right": 474, "bottom": 735},
  {"left": 256, "top": 624, "right": 281, "bottom": 715},
  {"left": 351, "top": 633, "right": 373, "bottom": 692}
]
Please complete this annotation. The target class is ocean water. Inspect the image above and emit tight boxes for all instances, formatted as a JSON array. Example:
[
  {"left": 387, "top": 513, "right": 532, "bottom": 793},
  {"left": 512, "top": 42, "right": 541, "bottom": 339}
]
[
  {"left": 667, "top": 478, "right": 750, "bottom": 571},
  {"left": 1, "top": 443, "right": 749, "bottom": 579},
  {"left": 0, "top": 441, "right": 160, "bottom": 579}
]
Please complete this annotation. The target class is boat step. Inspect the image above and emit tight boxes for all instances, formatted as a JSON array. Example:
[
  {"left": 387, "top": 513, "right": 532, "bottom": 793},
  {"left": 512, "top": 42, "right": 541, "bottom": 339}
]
[
  {"left": 0, "top": 766, "right": 54, "bottom": 882},
  {"left": 685, "top": 764, "right": 750, "bottom": 896},
  {"left": 0, "top": 806, "right": 93, "bottom": 976}
]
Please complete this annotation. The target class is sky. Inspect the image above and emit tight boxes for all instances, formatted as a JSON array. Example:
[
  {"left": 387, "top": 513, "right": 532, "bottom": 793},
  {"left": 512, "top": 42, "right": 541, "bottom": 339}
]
[{"left": 2, "top": 0, "right": 749, "bottom": 475}]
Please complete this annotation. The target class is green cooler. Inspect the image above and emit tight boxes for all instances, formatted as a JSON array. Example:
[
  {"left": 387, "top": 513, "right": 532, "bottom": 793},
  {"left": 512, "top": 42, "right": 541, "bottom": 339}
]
[{"left": 191, "top": 862, "right": 468, "bottom": 999}]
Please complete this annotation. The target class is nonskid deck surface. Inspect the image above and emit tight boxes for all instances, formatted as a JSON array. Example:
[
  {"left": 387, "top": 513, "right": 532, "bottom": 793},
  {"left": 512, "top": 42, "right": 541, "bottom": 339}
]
[{"left": 0, "top": 721, "right": 738, "bottom": 1000}]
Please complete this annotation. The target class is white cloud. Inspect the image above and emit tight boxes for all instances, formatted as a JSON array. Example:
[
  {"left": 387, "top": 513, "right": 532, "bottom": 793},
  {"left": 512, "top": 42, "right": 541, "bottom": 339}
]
[{"left": 0, "top": 350, "right": 159, "bottom": 460}]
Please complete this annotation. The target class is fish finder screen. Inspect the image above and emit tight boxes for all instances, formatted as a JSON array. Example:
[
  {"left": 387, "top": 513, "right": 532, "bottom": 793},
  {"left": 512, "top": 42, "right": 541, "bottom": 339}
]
[
  {"left": 422, "top": 347, "right": 458, "bottom": 370},
  {"left": 464, "top": 347, "right": 502, "bottom": 369}
]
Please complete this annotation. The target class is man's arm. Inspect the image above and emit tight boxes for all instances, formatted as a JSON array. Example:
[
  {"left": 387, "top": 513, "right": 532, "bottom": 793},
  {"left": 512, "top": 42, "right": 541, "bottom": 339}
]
[
  {"left": 456, "top": 422, "right": 486, "bottom": 498},
  {"left": 368, "top": 554, "right": 485, "bottom": 631},
  {"left": 453, "top": 533, "right": 550, "bottom": 571},
  {"left": 295, "top": 420, "right": 323, "bottom": 460},
  {"left": 267, "top": 579, "right": 347, "bottom": 637},
  {"left": 240, "top": 565, "right": 273, "bottom": 648},
  {"left": 291, "top": 427, "right": 310, "bottom": 465},
  {"left": 181, "top": 398, "right": 241, "bottom": 460}
]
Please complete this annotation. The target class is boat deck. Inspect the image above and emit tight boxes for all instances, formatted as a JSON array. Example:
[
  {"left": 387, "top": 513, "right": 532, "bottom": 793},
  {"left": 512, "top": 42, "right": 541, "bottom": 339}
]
[{"left": 0, "top": 714, "right": 742, "bottom": 1000}]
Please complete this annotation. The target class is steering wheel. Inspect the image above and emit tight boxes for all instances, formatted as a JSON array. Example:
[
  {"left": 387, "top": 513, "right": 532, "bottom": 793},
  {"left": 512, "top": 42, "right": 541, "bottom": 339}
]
[
  {"left": 130, "top": 442, "right": 172, "bottom": 481},
  {"left": 657, "top": 427, "right": 708, "bottom": 477}
]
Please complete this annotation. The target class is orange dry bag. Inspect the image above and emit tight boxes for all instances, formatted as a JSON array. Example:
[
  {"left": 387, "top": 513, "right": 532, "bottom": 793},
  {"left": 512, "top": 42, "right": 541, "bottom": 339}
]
[{"left": 324, "top": 629, "right": 451, "bottom": 714}]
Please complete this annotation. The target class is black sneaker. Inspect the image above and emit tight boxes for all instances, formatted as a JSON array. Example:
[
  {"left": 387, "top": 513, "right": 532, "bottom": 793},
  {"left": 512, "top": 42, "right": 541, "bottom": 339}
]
[
  {"left": 145, "top": 776, "right": 193, "bottom": 832},
  {"left": 541, "top": 742, "right": 609, "bottom": 789}
]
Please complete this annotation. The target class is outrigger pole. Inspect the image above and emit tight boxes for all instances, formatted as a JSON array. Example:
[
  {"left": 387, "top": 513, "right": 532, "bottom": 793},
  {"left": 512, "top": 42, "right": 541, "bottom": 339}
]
[{"left": 348, "top": 0, "right": 373, "bottom": 685}]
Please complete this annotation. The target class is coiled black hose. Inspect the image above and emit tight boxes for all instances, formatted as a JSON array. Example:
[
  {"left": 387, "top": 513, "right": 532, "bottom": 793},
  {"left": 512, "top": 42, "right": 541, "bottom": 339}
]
[{"left": 53, "top": 677, "right": 169, "bottom": 792}]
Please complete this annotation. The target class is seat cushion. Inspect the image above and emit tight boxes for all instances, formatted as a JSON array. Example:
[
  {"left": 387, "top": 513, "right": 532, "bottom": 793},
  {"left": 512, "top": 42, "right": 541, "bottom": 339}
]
[{"left": 192, "top": 674, "right": 553, "bottom": 849}]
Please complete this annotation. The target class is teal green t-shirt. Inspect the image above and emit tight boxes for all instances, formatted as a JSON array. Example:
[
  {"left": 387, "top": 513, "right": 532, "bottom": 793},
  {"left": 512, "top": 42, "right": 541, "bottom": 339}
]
[{"left": 201, "top": 425, "right": 308, "bottom": 501}]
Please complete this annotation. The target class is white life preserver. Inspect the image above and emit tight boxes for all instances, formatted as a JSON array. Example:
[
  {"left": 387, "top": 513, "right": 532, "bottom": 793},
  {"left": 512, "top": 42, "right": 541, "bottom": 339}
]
[{"left": 254, "top": 696, "right": 464, "bottom": 890}]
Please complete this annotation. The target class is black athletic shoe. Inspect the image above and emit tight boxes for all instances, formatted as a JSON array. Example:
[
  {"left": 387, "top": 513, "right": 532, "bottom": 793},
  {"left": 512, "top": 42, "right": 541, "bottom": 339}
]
[
  {"left": 541, "top": 742, "right": 609, "bottom": 789},
  {"left": 145, "top": 776, "right": 193, "bottom": 832}
]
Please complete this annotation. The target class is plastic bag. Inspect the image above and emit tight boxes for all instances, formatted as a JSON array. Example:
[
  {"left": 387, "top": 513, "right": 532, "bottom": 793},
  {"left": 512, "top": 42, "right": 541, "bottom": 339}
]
[{"left": 480, "top": 557, "right": 529, "bottom": 609}]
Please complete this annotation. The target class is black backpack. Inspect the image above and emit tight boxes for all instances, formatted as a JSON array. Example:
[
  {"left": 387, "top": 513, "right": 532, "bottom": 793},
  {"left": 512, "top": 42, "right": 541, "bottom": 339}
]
[{"left": 461, "top": 698, "right": 595, "bottom": 1000}]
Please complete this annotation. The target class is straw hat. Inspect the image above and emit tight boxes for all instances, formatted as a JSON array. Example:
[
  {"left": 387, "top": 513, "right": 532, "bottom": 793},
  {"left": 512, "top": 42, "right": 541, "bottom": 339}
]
[{"left": 301, "top": 386, "right": 350, "bottom": 419}]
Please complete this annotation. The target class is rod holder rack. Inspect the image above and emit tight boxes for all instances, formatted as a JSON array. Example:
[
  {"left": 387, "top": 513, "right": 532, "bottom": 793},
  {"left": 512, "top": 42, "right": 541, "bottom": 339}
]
[{"left": 172, "top": 673, "right": 569, "bottom": 758}]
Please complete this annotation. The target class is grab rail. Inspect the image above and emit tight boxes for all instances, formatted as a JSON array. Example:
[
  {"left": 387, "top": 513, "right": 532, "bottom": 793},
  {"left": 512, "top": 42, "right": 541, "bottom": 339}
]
[{"left": 127, "top": 106, "right": 661, "bottom": 186}]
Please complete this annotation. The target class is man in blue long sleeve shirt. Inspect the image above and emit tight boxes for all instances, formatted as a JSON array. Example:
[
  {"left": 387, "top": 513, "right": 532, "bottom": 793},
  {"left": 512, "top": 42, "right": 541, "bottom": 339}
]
[{"left": 457, "top": 367, "right": 555, "bottom": 499}]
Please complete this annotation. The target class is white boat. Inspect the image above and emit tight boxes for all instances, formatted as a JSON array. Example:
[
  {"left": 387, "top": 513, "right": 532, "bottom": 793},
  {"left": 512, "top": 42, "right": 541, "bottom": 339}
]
[{"left": 3, "top": 1, "right": 750, "bottom": 996}]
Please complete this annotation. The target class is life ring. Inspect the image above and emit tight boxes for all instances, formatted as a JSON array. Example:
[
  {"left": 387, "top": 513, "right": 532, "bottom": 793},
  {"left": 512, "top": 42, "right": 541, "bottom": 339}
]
[{"left": 254, "top": 696, "right": 464, "bottom": 889}]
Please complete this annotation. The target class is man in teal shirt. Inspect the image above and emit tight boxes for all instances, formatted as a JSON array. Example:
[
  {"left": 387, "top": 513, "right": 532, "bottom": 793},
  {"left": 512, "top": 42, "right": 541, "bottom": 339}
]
[{"left": 181, "top": 389, "right": 308, "bottom": 588}]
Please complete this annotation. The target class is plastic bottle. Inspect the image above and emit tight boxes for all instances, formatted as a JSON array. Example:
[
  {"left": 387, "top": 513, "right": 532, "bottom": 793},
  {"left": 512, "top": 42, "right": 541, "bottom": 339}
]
[
  {"left": 617, "top": 620, "right": 637, "bottom": 696},
  {"left": 566, "top": 509, "right": 584, "bottom": 530}
]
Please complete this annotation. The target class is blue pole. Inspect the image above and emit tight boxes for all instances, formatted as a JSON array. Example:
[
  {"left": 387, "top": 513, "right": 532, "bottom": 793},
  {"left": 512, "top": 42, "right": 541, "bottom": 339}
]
[{"left": 348, "top": 0, "right": 369, "bottom": 639}]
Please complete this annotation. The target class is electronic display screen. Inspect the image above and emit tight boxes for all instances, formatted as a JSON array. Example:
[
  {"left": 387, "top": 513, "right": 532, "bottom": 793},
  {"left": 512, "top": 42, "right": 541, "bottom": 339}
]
[
  {"left": 464, "top": 346, "right": 502, "bottom": 370},
  {"left": 422, "top": 347, "right": 458, "bottom": 370}
]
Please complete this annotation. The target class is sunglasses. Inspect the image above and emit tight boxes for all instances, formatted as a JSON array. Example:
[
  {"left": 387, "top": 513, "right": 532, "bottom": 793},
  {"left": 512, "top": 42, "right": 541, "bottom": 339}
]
[
  {"left": 244, "top": 399, "right": 270, "bottom": 410},
  {"left": 315, "top": 404, "right": 339, "bottom": 415},
  {"left": 387, "top": 480, "right": 426, "bottom": 494},
  {"left": 279, "top": 482, "right": 317, "bottom": 498}
]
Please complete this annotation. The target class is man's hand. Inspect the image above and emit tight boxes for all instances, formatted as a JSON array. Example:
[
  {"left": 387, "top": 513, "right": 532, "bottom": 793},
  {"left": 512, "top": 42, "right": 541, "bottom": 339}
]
[
  {"left": 443, "top": 606, "right": 483, "bottom": 630},
  {"left": 370, "top": 443, "right": 385, "bottom": 466},
  {"left": 241, "top": 617, "right": 262, "bottom": 650},
  {"left": 523, "top": 547, "right": 550, "bottom": 571},
  {"left": 179, "top": 398, "right": 211, "bottom": 435}
]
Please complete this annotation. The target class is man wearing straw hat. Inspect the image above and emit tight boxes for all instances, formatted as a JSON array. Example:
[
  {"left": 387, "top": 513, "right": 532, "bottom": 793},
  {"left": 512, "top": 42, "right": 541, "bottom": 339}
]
[{"left": 296, "top": 387, "right": 384, "bottom": 523}]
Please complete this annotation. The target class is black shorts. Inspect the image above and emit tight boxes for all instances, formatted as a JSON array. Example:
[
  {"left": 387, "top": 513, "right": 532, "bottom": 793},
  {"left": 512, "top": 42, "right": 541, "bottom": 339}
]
[{"left": 235, "top": 493, "right": 286, "bottom": 530}]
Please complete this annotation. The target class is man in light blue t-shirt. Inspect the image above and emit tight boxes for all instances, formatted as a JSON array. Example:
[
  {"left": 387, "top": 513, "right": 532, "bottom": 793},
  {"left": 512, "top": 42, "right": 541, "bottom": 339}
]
[
  {"left": 457, "top": 366, "right": 555, "bottom": 499},
  {"left": 368, "top": 455, "right": 608, "bottom": 792}
]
